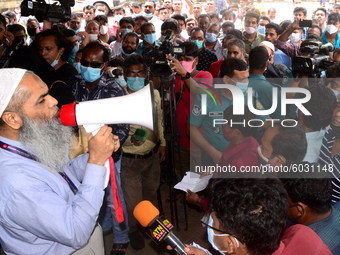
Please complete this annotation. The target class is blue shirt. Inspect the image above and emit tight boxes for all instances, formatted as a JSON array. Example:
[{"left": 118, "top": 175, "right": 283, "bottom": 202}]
[
  {"left": 322, "top": 30, "right": 340, "bottom": 51},
  {"left": 0, "top": 136, "right": 106, "bottom": 255},
  {"left": 274, "top": 49, "right": 292, "bottom": 69}
]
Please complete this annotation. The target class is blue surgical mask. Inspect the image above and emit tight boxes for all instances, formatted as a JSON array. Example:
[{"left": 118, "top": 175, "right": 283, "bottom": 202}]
[
  {"left": 80, "top": 65, "right": 102, "bottom": 82},
  {"left": 144, "top": 12, "right": 153, "bottom": 18},
  {"left": 257, "top": 25, "right": 266, "bottom": 35},
  {"left": 191, "top": 40, "right": 203, "bottom": 49},
  {"left": 51, "top": 52, "right": 60, "bottom": 68},
  {"left": 71, "top": 44, "right": 79, "bottom": 54},
  {"left": 144, "top": 33, "right": 157, "bottom": 44},
  {"left": 231, "top": 78, "right": 248, "bottom": 93},
  {"left": 205, "top": 33, "right": 217, "bottom": 43},
  {"left": 207, "top": 215, "right": 231, "bottom": 255},
  {"left": 331, "top": 88, "right": 339, "bottom": 101},
  {"left": 116, "top": 14, "right": 123, "bottom": 22},
  {"left": 222, "top": 48, "right": 228, "bottom": 59},
  {"left": 121, "top": 48, "right": 135, "bottom": 56},
  {"left": 73, "top": 62, "right": 81, "bottom": 73},
  {"left": 116, "top": 75, "right": 127, "bottom": 87},
  {"left": 127, "top": 77, "right": 145, "bottom": 91},
  {"left": 71, "top": 28, "right": 80, "bottom": 34},
  {"left": 122, "top": 28, "right": 133, "bottom": 37}
]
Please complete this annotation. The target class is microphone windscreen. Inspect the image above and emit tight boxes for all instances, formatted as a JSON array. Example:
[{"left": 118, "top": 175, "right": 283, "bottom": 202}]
[{"left": 133, "top": 200, "right": 160, "bottom": 227}]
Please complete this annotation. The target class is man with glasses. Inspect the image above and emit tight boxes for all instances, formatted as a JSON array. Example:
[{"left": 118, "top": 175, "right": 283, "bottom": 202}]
[
  {"left": 180, "top": 178, "right": 331, "bottom": 255},
  {"left": 242, "top": 11, "right": 265, "bottom": 53},
  {"left": 120, "top": 54, "right": 166, "bottom": 250},
  {"left": 67, "top": 42, "right": 130, "bottom": 255},
  {"left": 190, "top": 27, "right": 218, "bottom": 71}
]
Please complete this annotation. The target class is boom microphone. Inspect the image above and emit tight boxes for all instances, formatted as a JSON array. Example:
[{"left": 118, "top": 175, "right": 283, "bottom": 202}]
[{"left": 133, "top": 201, "right": 188, "bottom": 255}]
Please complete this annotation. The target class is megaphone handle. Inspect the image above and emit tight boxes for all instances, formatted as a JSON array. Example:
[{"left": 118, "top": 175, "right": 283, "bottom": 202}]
[
  {"left": 83, "top": 124, "right": 124, "bottom": 223},
  {"left": 84, "top": 124, "right": 110, "bottom": 188}
]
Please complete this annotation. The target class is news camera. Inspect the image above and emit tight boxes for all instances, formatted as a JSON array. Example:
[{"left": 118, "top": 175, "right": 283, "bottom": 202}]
[
  {"left": 20, "top": 0, "right": 75, "bottom": 23},
  {"left": 142, "top": 30, "right": 185, "bottom": 77},
  {"left": 292, "top": 41, "right": 334, "bottom": 77}
]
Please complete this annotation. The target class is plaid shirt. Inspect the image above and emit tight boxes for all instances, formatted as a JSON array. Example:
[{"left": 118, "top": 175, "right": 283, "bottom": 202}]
[
  {"left": 68, "top": 73, "right": 130, "bottom": 162},
  {"left": 215, "top": 0, "right": 227, "bottom": 14}
]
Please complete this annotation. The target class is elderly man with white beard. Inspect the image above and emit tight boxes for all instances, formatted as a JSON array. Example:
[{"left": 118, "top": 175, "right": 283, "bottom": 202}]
[{"left": 0, "top": 68, "right": 120, "bottom": 255}]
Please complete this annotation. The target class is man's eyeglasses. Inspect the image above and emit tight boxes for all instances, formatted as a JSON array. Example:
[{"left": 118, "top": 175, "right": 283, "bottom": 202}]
[
  {"left": 201, "top": 219, "right": 245, "bottom": 245},
  {"left": 81, "top": 59, "right": 104, "bottom": 68}
]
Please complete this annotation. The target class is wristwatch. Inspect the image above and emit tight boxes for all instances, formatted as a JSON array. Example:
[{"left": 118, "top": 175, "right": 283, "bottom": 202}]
[
  {"left": 196, "top": 197, "right": 202, "bottom": 207},
  {"left": 181, "top": 72, "right": 191, "bottom": 80}
]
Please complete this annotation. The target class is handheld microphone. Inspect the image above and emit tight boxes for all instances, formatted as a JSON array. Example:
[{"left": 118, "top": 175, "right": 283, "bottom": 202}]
[{"left": 133, "top": 201, "right": 188, "bottom": 255}]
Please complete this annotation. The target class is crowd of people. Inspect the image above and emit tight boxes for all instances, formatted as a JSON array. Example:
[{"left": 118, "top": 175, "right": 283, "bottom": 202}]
[{"left": 0, "top": 0, "right": 340, "bottom": 254}]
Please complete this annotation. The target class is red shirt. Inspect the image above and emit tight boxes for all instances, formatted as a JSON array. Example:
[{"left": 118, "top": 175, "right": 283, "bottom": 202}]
[
  {"left": 218, "top": 137, "right": 259, "bottom": 171},
  {"left": 175, "top": 71, "right": 213, "bottom": 148},
  {"left": 273, "top": 225, "right": 332, "bottom": 255},
  {"left": 209, "top": 59, "right": 223, "bottom": 78}
]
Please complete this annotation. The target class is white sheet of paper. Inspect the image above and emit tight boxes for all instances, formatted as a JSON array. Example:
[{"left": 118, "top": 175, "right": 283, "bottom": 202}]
[{"left": 174, "top": 172, "right": 213, "bottom": 193}]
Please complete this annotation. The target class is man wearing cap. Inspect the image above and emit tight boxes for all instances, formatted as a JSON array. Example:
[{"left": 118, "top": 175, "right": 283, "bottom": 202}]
[
  {"left": 0, "top": 68, "right": 119, "bottom": 254},
  {"left": 259, "top": 41, "right": 287, "bottom": 85}
]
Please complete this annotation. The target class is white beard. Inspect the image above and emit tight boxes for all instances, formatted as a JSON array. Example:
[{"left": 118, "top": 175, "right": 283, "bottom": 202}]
[{"left": 19, "top": 116, "right": 74, "bottom": 173}]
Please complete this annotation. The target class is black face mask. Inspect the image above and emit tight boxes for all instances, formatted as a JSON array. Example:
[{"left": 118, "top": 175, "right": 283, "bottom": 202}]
[
  {"left": 27, "top": 27, "right": 37, "bottom": 37},
  {"left": 331, "top": 123, "right": 340, "bottom": 139}
]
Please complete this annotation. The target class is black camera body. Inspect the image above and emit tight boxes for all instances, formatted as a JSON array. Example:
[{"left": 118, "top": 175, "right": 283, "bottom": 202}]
[
  {"left": 143, "top": 30, "right": 185, "bottom": 77},
  {"left": 292, "top": 42, "right": 334, "bottom": 76},
  {"left": 21, "top": 0, "right": 75, "bottom": 23}
]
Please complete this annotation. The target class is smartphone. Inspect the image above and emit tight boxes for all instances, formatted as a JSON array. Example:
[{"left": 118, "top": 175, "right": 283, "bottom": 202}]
[{"left": 299, "top": 20, "right": 312, "bottom": 27}]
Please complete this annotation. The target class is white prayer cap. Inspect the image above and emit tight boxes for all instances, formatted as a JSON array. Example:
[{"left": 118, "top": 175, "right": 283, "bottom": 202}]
[
  {"left": 0, "top": 68, "right": 27, "bottom": 117},
  {"left": 259, "top": 41, "right": 275, "bottom": 53}
]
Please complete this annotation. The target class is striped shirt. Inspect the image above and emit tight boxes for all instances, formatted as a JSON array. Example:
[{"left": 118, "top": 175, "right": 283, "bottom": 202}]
[{"left": 318, "top": 126, "right": 340, "bottom": 203}]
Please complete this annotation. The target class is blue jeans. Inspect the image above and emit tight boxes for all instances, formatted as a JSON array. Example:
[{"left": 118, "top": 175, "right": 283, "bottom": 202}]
[{"left": 98, "top": 159, "right": 130, "bottom": 243}]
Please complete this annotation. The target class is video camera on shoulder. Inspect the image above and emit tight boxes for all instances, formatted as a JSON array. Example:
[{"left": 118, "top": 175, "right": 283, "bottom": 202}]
[
  {"left": 142, "top": 30, "right": 185, "bottom": 77},
  {"left": 21, "top": 0, "right": 74, "bottom": 23},
  {"left": 292, "top": 41, "right": 334, "bottom": 77}
]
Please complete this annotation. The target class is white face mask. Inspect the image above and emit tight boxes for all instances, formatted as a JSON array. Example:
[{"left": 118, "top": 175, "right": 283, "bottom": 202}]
[
  {"left": 327, "top": 24, "right": 338, "bottom": 34},
  {"left": 89, "top": 34, "right": 98, "bottom": 42},
  {"left": 100, "top": 25, "right": 108, "bottom": 35},
  {"left": 288, "top": 32, "right": 301, "bottom": 43}
]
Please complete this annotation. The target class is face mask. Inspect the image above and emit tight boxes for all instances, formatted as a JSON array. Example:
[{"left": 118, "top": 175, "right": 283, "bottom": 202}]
[
  {"left": 14, "top": 9, "right": 20, "bottom": 14},
  {"left": 191, "top": 40, "right": 203, "bottom": 49},
  {"left": 71, "top": 28, "right": 80, "bottom": 34},
  {"left": 116, "top": 14, "right": 123, "bottom": 22},
  {"left": 121, "top": 47, "right": 135, "bottom": 56},
  {"left": 127, "top": 77, "right": 145, "bottom": 91},
  {"left": 51, "top": 51, "right": 60, "bottom": 68},
  {"left": 205, "top": 33, "right": 217, "bottom": 43},
  {"left": 257, "top": 146, "right": 274, "bottom": 166},
  {"left": 331, "top": 123, "right": 340, "bottom": 139},
  {"left": 116, "top": 75, "right": 127, "bottom": 87},
  {"left": 80, "top": 65, "right": 102, "bottom": 82},
  {"left": 144, "top": 12, "right": 153, "bottom": 18},
  {"left": 71, "top": 44, "right": 79, "bottom": 54},
  {"left": 257, "top": 25, "right": 265, "bottom": 35},
  {"left": 288, "top": 33, "right": 300, "bottom": 43},
  {"left": 244, "top": 26, "right": 256, "bottom": 34},
  {"left": 100, "top": 25, "right": 108, "bottom": 35},
  {"left": 27, "top": 27, "right": 37, "bottom": 37},
  {"left": 327, "top": 24, "right": 338, "bottom": 34},
  {"left": 207, "top": 215, "right": 234, "bottom": 255},
  {"left": 330, "top": 88, "right": 339, "bottom": 101},
  {"left": 179, "top": 60, "right": 195, "bottom": 73},
  {"left": 89, "top": 34, "right": 98, "bottom": 42},
  {"left": 144, "top": 33, "right": 157, "bottom": 44},
  {"left": 73, "top": 62, "right": 81, "bottom": 73},
  {"left": 233, "top": 10, "right": 238, "bottom": 18},
  {"left": 222, "top": 127, "right": 235, "bottom": 140},
  {"left": 222, "top": 48, "right": 228, "bottom": 59},
  {"left": 232, "top": 79, "right": 249, "bottom": 93},
  {"left": 122, "top": 28, "right": 133, "bottom": 37},
  {"left": 295, "top": 4, "right": 302, "bottom": 7},
  {"left": 96, "top": 10, "right": 105, "bottom": 16},
  {"left": 288, "top": 204, "right": 304, "bottom": 221}
]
